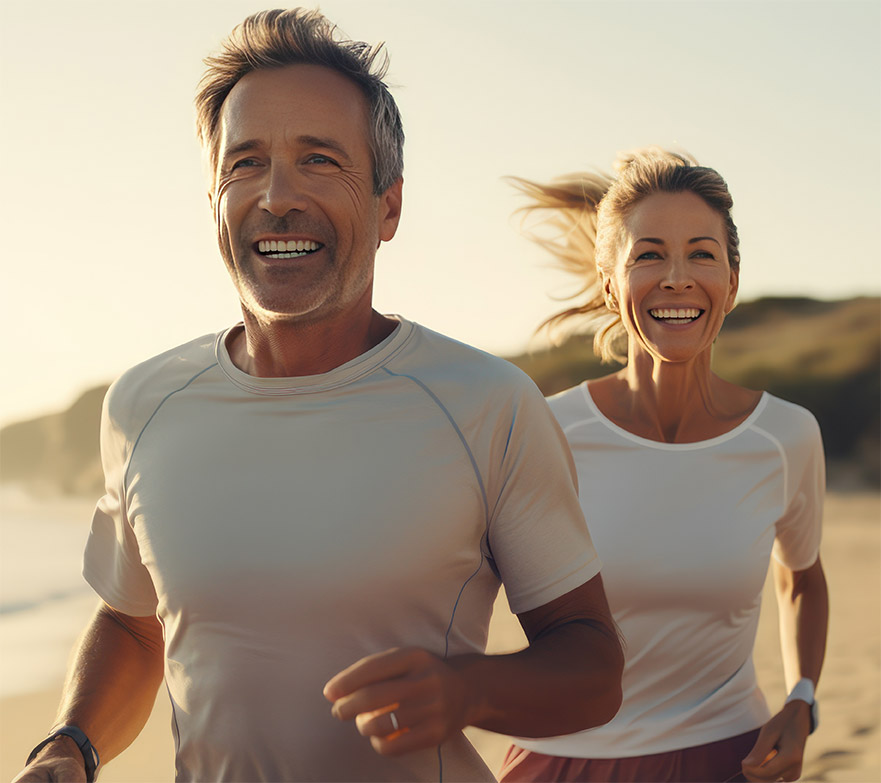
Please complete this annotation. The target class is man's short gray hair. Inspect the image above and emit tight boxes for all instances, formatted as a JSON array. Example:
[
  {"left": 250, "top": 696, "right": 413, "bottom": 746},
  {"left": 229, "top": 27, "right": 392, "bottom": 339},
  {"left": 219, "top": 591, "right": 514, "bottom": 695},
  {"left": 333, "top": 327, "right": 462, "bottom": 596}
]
[{"left": 195, "top": 8, "right": 404, "bottom": 195}]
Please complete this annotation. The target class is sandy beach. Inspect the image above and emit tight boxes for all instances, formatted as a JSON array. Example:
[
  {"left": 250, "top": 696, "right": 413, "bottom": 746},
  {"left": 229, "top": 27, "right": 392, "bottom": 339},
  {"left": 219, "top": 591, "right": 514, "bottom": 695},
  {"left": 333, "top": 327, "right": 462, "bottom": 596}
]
[{"left": 1, "top": 491, "right": 877, "bottom": 782}]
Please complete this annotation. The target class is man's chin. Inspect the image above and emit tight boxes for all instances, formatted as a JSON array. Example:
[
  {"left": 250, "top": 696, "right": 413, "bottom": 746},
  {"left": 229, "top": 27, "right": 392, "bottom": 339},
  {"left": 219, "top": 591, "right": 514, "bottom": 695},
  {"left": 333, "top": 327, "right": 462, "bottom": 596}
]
[{"left": 239, "top": 297, "right": 331, "bottom": 326}]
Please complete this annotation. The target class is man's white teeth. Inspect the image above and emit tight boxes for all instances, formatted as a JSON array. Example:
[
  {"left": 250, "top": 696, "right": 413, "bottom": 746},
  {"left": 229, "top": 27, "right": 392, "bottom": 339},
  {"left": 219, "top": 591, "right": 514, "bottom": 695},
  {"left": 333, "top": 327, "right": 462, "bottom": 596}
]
[
  {"left": 650, "top": 308, "right": 702, "bottom": 323},
  {"left": 258, "top": 239, "right": 319, "bottom": 254}
]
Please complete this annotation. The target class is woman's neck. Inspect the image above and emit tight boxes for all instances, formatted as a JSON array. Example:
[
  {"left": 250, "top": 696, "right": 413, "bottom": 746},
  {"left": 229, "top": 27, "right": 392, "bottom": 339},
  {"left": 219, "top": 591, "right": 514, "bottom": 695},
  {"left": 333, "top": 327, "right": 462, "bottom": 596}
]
[{"left": 590, "top": 349, "right": 760, "bottom": 443}]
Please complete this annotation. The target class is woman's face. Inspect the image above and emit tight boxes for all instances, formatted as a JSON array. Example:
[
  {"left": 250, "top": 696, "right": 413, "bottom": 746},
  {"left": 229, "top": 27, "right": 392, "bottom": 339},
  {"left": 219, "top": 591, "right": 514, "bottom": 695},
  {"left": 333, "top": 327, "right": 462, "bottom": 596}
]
[{"left": 604, "top": 190, "right": 738, "bottom": 365}]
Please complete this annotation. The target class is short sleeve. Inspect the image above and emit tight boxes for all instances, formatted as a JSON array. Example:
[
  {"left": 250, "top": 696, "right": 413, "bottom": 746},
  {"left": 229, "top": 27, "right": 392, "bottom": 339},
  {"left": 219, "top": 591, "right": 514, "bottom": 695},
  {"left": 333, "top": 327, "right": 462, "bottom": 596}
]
[
  {"left": 484, "top": 378, "right": 601, "bottom": 614},
  {"left": 772, "top": 409, "right": 825, "bottom": 572},
  {"left": 83, "top": 383, "right": 159, "bottom": 617}
]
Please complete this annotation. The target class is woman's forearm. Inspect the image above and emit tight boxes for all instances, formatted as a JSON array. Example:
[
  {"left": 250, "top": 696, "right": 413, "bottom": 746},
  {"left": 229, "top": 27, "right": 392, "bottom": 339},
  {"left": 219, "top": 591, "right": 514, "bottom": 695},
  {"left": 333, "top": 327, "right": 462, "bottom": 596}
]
[{"left": 773, "top": 556, "right": 828, "bottom": 689}]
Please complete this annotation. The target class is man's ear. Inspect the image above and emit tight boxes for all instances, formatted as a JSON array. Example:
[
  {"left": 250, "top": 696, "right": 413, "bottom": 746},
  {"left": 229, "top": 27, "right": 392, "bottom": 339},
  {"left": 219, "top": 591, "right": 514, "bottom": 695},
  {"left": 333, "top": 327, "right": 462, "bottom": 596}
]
[{"left": 377, "top": 178, "right": 403, "bottom": 245}]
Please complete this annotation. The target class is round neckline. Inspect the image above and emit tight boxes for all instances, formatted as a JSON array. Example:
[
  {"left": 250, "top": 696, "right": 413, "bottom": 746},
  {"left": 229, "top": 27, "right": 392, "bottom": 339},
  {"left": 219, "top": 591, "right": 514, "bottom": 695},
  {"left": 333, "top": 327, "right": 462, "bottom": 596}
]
[
  {"left": 215, "top": 316, "right": 413, "bottom": 395},
  {"left": 579, "top": 382, "right": 768, "bottom": 450}
]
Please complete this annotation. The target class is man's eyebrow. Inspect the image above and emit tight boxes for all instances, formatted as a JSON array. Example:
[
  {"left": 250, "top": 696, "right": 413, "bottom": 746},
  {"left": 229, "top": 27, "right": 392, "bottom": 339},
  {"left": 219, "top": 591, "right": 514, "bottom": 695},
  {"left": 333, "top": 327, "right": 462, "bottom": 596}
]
[
  {"left": 220, "top": 135, "right": 353, "bottom": 163},
  {"left": 297, "top": 135, "right": 353, "bottom": 162},
  {"left": 220, "top": 139, "right": 262, "bottom": 162}
]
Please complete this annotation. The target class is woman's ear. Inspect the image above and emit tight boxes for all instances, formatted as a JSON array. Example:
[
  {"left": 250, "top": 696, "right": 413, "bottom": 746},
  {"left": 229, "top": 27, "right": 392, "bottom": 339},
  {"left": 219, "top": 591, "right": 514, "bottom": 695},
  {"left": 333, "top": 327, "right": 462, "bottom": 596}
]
[
  {"left": 603, "top": 275, "right": 619, "bottom": 312},
  {"left": 724, "top": 267, "right": 739, "bottom": 314}
]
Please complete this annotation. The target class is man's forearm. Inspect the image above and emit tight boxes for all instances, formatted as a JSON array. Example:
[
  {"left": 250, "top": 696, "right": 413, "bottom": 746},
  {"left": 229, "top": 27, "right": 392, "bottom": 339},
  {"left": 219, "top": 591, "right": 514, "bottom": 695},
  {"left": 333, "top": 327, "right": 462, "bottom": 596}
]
[
  {"left": 51, "top": 602, "right": 164, "bottom": 764},
  {"left": 448, "top": 618, "right": 623, "bottom": 738},
  {"left": 324, "top": 575, "right": 623, "bottom": 755}
]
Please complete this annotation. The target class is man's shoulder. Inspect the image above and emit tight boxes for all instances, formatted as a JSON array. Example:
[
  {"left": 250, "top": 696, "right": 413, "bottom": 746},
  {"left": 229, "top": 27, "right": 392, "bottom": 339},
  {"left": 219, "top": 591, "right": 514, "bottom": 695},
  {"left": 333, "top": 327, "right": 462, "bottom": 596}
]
[
  {"left": 396, "top": 321, "right": 535, "bottom": 391},
  {"left": 104, "top": 331, "right": 222, "bottom": 428}
]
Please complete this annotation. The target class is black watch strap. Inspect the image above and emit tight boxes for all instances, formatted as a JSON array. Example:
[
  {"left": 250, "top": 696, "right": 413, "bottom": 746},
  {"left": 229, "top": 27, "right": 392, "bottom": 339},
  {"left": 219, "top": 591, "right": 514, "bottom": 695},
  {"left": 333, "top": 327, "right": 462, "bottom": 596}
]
[{"left": 26, "top": 724, "right": 100, "bottom": 782}]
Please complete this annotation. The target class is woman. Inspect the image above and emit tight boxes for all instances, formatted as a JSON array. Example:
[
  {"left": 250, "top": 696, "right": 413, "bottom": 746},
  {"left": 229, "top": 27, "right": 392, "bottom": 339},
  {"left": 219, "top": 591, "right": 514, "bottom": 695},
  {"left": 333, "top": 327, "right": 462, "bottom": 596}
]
[{"left": 500, "top": 150, "right": 828, "bottom": 783}]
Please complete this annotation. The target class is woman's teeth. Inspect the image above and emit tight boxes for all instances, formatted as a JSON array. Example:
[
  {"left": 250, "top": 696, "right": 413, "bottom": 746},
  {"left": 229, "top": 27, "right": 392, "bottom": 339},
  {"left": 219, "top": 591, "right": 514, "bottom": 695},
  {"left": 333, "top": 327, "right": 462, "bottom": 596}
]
[
  {"left": 258, "top": 239, "right": 320, "bottom": 258},
  {"left": 650, "top": 308, "right": 702, "bottom": 324}
]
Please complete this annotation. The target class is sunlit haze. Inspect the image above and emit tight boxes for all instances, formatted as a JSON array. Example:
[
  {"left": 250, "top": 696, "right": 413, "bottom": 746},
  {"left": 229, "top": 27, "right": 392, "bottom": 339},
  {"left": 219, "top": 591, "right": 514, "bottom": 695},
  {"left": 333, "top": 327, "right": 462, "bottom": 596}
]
[{"left": 1, "top": 0, "right": 878, "bottom": 426}]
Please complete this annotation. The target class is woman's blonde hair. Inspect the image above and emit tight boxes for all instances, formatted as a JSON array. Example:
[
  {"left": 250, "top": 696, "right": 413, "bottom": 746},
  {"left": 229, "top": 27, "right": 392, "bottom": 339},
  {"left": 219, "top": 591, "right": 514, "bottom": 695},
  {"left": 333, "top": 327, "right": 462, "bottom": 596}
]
[{"left": 512, "top": 148, "right": 740, "bottom": 363}]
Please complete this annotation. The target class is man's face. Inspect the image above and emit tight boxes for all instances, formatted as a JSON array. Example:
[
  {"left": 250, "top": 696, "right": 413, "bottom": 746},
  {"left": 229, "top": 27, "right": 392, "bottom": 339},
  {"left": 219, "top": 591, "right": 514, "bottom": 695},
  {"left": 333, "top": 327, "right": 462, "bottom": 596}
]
[{"left": 211, "top": 64, "right": 402, "bottom": 325}]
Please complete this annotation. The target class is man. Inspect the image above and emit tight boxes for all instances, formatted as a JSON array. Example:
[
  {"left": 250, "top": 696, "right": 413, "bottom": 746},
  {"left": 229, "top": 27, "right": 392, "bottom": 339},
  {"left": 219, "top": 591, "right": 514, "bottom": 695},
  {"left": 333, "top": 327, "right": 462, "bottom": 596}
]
[{"left": 16, "top": 9, "right": 622, "bottom": 782}]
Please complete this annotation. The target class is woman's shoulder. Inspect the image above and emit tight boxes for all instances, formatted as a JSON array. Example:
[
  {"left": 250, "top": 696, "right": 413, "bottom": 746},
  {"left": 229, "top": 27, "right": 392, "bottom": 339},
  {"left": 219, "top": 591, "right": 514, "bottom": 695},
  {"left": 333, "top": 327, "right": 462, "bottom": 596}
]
[
  {"left": 753, "top": 392, "right": 823, "bottom": 444},
  {"left": 546, "top": 375, "right": 619, "bottom": 429},
  {"left": 545, "top": 382, "right": 590, "bottom": 422}
]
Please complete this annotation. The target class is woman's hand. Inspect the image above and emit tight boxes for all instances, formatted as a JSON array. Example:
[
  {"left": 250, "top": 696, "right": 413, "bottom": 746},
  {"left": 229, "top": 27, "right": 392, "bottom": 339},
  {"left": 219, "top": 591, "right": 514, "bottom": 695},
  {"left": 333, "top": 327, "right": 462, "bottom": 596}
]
[{"left": 741, "top": 699, "right": 812, "bottom": 781}]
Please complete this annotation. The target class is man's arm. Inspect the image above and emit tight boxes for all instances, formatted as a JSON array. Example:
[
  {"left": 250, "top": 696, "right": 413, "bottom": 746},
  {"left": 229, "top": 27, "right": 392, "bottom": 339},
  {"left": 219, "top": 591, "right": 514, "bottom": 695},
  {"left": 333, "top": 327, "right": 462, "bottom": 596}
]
[
  {"left": 323, "top": 573, "right": 623, "bottom": 756},
  {"left": 742, "top": 557, "right": 828, "bottom": 782},
  {"left": 13, "top": 601, "right": 164, "bottom": 782}
]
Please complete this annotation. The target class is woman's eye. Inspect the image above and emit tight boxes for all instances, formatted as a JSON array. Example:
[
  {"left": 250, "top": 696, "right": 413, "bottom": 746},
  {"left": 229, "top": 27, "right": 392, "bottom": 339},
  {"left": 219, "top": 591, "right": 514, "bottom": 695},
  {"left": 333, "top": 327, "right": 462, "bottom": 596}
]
[
  {"left": 692, "top": 250, "right": 716, "bottom": 259},
  {"left": 635, "top": 251, "right": 660, "bottom": 261}
]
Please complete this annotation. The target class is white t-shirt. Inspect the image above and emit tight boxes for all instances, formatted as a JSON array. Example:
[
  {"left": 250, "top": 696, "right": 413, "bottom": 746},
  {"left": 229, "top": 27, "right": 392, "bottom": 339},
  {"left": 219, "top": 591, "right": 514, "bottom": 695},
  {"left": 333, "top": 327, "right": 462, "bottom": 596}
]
[
  {"left": 517, "top": 383, "right": 823, "bottom": 758},
  {"left": 83, "top": 317, "right": 601, "bottom": 782}
]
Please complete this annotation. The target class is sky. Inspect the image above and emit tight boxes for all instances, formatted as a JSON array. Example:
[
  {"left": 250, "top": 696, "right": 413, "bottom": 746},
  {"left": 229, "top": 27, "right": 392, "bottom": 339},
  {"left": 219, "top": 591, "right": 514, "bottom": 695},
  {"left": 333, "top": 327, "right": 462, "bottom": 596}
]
[{"left": 1, "top": 0, "right": 879, "bottom": 426}]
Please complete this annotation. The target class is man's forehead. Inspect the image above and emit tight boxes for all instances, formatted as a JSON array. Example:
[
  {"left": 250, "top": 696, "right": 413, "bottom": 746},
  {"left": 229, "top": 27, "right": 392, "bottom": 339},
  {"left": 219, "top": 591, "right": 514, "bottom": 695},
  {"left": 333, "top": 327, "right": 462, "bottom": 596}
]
[{"left": 218, "top": 64, "right": 370, "bottom": 144}]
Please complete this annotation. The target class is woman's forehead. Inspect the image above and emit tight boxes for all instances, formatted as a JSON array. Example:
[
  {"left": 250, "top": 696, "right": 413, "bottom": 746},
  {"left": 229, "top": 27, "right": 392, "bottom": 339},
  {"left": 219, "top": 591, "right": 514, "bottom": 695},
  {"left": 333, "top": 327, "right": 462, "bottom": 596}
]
[{"left": 623, "top": 192, "right": 726, "bottom": 241}]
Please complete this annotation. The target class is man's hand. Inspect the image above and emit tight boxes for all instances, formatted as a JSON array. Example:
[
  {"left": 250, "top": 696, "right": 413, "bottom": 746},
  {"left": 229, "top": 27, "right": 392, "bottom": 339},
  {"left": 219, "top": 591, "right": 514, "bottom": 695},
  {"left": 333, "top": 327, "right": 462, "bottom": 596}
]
[
  {"left": 323, "top": 647, "right": 471, "bottom": 756},
  {"left": 324, "top": 577, "right": 622, "bottom": 758},
  {"left": 12, "top": 735, "right": 87, "bottom": 783},
  {"left": 741, "top": 700, "right": 812, "bottom": 781}
]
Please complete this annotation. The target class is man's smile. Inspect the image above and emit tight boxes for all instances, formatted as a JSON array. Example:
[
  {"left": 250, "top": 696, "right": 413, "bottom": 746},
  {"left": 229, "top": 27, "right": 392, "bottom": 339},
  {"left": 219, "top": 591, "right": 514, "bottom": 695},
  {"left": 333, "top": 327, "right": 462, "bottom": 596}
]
[{"left": 256, "top": 239, "right": 323, "bottom": 259}]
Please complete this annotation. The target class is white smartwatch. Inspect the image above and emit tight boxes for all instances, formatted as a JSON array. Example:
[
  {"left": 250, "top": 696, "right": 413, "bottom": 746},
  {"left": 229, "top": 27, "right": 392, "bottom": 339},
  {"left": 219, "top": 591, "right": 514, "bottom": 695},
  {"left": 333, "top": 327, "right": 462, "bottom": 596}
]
[{"left": 785, "top": 677, "right": 819, "bottom": 734}]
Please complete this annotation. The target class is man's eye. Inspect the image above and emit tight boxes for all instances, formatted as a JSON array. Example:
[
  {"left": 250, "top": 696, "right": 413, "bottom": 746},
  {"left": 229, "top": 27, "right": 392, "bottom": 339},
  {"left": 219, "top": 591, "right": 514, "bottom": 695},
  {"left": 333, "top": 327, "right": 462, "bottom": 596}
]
[
  {"left": 635, "top": 251, "right": 660, "bottom": 261},
  {"left": 231, "top": 159, "right": 258, "bottom": 170},
  {"left": 306, "top": 154, "right": 338, "bottom": 166}
]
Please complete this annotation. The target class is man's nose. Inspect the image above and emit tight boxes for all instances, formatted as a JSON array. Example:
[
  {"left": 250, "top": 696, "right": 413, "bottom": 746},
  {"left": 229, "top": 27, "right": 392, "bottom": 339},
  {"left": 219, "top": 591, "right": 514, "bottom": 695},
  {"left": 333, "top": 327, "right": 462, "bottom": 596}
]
[{"left": 259, "top": 165, "right": 309, "bottom": 216}]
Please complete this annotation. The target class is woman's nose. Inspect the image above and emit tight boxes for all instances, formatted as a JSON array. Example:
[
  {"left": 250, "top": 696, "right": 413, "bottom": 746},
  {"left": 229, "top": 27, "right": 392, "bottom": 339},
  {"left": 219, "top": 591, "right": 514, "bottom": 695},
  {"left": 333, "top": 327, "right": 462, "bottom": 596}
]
[{"left": 661, "top": 257, "right": 694, "bottom": 291}]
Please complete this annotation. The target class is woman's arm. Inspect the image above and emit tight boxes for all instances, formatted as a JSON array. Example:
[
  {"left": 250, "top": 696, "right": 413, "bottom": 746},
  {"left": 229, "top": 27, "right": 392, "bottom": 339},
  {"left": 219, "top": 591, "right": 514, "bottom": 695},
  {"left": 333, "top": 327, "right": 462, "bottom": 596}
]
[
  {"left": 775, "top": 556, "right": 828, "bottom": 691},
  {"left": 742, "top": 556, "right": 828, "bottom": 782}
]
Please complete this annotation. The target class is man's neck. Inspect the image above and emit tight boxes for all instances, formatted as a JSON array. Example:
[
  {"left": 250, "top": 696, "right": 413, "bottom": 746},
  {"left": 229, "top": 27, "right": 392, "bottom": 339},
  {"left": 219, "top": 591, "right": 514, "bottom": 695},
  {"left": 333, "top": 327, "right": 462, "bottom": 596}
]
[{"left": 228, "top": 307, "right": 398, "bottom": 378}]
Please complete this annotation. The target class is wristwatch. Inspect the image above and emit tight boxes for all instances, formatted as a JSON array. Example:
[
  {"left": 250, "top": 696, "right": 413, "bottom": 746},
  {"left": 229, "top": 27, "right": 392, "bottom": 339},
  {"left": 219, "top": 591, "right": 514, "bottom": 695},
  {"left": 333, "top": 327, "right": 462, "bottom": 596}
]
[
  {"left": 785, "top": 677, "right": 819, "bottom": 734},
  {"left": 26, "top": 724, "right": 100, "bottom": 782}
]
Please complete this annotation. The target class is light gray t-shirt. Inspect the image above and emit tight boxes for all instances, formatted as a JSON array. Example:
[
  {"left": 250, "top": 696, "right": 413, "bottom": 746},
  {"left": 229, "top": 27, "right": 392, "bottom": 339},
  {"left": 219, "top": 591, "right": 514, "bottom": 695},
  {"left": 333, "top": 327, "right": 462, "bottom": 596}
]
[{"left": 84, "top": 317, "right": 601, "bottom": 781}]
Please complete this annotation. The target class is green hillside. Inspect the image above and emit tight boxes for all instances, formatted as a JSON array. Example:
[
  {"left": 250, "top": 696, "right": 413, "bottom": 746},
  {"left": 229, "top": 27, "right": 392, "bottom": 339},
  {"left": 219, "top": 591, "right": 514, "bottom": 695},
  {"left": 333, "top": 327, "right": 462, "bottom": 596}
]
[{"left": 1, "top": 297, "right": 878, "bottom": 496}]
